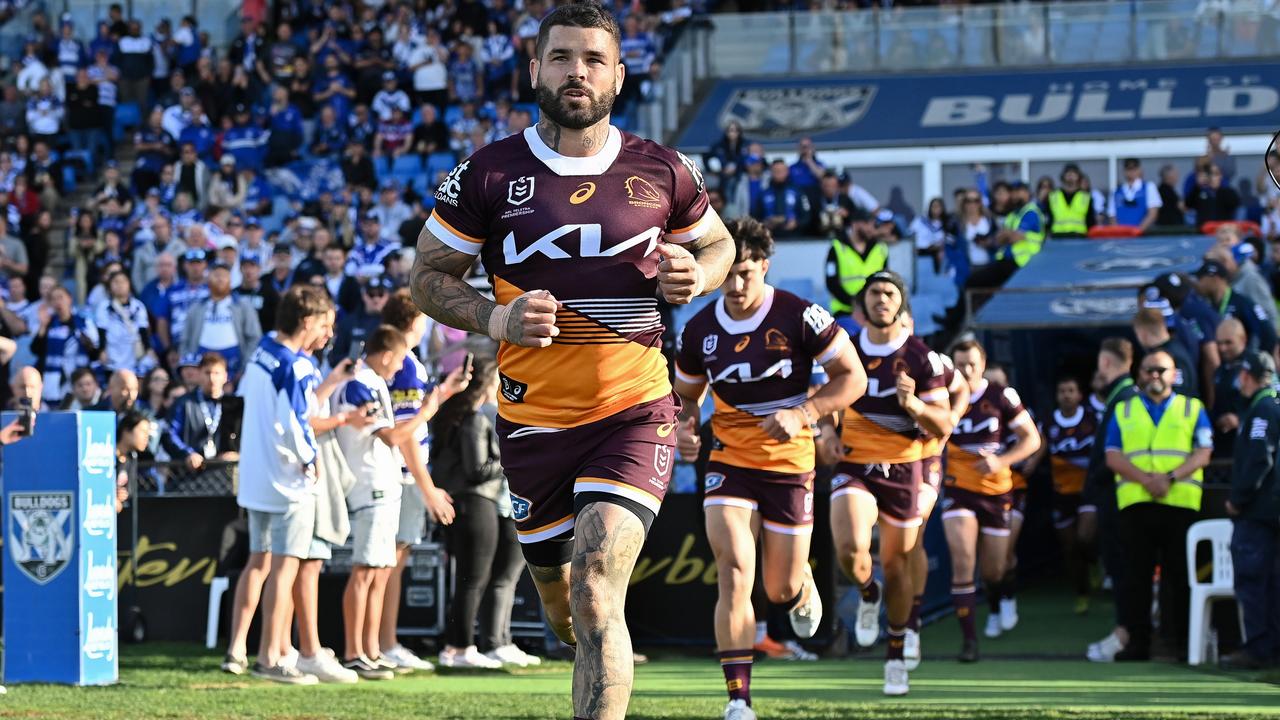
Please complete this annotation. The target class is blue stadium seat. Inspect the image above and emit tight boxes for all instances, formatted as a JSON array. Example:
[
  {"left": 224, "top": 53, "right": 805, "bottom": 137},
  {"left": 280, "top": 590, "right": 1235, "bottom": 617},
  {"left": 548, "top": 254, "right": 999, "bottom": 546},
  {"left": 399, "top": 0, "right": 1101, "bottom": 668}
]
[
  {"left": 444, "top": 105, "right": 464, "bottom": 127},
  {"left": 113, "top": 102, "right": 141, "bottom": 140},
  {"left": 391, "top": 155, "right": 422, "bottom": 176},
  {"left": 427, "top": 151, "right": 457, "bottom": 180}
]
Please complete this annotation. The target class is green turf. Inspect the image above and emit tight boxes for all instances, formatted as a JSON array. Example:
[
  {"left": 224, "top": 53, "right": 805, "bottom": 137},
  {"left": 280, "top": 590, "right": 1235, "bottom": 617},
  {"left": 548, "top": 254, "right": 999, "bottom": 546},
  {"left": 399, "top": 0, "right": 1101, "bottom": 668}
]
[{"left": 2, "top": 585, "right": 1277, "bottom": 719}]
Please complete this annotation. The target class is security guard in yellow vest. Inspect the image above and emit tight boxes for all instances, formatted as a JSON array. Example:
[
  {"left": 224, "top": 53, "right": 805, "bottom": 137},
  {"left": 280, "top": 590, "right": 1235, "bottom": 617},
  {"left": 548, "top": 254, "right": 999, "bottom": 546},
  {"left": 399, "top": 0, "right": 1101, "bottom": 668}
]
[
  {"left": 994, "top": 181, "right": 1047, "bottom": 270},
  {"left": 825, "top": 216, "right": 887, "bottom": 317},
  {"left": 1046, "top": 164, "right": 1096, "bottom": 239},
  {"left": 1104, "top": 348, "right": 1212, "bottom": 661}
]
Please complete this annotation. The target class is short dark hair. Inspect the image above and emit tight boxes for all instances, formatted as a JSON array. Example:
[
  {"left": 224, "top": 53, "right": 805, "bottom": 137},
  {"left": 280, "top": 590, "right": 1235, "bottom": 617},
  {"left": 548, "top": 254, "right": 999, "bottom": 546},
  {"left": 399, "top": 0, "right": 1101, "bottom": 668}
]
[
  {"left": 70, "top": 366, "right": 98, "bottom": 386},
  {"left": 1056, "top": 375, "right": 1082, "bottom": 391},
  {"left": 366, "top": 325, "right": 409, "bottom": 356},
  {"left": 117, "top": 410, "right": 150, "bottom": 440},
  {"left": 276, "top": 285, "right": 335, "bottom": 335},
  {"left": 1100, "top": 337, "right": 1133, "bottom": 366},
  {"left": 951, "top": 339, "right": 986, "bottom": 361},
  {"left": 199, "top": 352, "right": 227, "bottom": 370},
  {"left": 381, "top": 289, "right": 424, "bottom": 333},
  {"left": 725, "top": 217, "right": 774, "bottom": 263},
  {"left": 535, "top": 1, "right": 621, "bottom": 61},
  {"left": 1132, "top": 308, "right": 1166, "bottom": 332}
]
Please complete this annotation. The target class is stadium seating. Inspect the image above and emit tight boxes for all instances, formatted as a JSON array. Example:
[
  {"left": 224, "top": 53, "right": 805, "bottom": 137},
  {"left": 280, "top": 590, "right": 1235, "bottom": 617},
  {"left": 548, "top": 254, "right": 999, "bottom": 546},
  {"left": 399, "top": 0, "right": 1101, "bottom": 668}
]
[
  {"left": 1185, "top": 518, "right": 1240, "bottom": 666},
  {"left": 114, "top": 102, "right": 141, "bottom": 141}
]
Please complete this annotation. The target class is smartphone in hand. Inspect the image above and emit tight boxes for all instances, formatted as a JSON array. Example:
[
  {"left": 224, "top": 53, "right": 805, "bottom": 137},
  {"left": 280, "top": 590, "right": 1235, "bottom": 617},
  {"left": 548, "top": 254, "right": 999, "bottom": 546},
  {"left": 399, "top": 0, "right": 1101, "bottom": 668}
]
[{"left": 347, "top": 339, "right": 366, "bottom": 365}]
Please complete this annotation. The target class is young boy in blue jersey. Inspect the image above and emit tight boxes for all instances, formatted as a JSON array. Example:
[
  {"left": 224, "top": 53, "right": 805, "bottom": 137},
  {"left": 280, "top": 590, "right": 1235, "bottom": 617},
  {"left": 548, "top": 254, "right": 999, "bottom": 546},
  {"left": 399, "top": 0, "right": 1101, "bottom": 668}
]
[{"left": 334, "top": 325, "right": 438, "bottom": 678}]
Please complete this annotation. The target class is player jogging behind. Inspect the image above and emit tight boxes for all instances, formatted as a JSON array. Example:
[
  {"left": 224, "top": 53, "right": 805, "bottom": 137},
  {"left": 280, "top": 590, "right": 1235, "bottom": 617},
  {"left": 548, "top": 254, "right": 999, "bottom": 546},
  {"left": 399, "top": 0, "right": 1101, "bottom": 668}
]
[
  {"left": 409, "top": 4, "right": 734, "bottom": 717},
  {"left": 673, "top": 217, "right": 865, "bottom": 720},
  {"left": 826, "top": 270, "right": 952, "bottom": 696},
  {"left": 941, "top": 340, "right": 1041, "bottom": 662}
]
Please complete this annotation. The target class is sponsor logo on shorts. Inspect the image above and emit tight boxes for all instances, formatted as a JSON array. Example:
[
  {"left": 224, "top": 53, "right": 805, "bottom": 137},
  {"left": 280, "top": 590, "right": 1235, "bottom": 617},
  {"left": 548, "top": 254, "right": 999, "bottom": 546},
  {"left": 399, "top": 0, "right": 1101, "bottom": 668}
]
[
  {"left": 654, "top": 445, "right": 673, "bottom": 475},
  {"left": 656, "top": 422, "right": 676, "bottom": 438},
  {"left": 705, "top": 472, "right": 725, "bottom": 491},
  {"left": 510, "top": 492, "right": 532, "bottom": 522},
  {"left": 499, "top": 372, "right": 528, "bottom": 403},
  {"left": 803, "top": 491, "right": 814, "bottom": 515},
  {"left": 831, "top": 473, "right": 851, "bottom": 489}
]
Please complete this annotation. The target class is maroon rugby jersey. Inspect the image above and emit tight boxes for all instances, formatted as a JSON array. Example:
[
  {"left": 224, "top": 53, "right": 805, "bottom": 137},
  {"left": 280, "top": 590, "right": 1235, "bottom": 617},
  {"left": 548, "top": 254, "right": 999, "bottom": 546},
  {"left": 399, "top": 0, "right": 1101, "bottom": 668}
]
[
  {"left": 675, "top": 286, "right": 848, "bottom": 474},
  {"left": 843, "top": 329, "right": 947, "bottom": 464},
  {"left": 946, "top": 380, "right": 1028, "bottom": 495},
  {"left": 427, "top": 126, "right": 710, "bottom": 428},
  {"left": 1042, "top": 407, "right": 1096, "bottom": 495}
]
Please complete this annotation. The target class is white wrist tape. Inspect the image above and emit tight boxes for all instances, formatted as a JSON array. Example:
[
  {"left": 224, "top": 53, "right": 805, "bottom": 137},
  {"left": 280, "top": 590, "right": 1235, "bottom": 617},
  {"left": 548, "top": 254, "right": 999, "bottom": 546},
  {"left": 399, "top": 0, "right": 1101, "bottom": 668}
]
[{"left": 488, "top": 303, "right": 513, "bottom": 343}]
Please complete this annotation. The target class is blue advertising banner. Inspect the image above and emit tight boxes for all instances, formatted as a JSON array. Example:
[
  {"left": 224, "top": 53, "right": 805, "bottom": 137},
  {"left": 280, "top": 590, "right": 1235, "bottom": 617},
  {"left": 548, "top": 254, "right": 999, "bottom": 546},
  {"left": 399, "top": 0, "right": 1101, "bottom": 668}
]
[
  {"left": 679, "top": 63, "right": 1280, "bottom": 149},
  {"left": 975, "top": 235, "right": 1214, "bottom": 328},
  {"left": 3, "top": 412, "right": 117, "bottom": 685}
]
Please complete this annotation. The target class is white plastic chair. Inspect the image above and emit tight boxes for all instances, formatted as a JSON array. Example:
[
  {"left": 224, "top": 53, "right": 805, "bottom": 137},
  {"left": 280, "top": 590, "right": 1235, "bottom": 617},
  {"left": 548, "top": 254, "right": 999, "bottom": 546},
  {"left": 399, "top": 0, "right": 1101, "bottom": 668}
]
[
  {"left": 1185, "top": 519, "right": 1237, "bottom": 665},
  {"left": 205, "top": 576, "right": 230, "bottom": 649}
]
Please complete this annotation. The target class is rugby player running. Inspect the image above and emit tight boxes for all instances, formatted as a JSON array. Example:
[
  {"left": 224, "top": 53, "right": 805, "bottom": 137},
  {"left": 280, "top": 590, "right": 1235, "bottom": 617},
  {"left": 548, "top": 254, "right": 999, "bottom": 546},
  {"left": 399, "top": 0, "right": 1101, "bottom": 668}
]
[
  {"left": 825, "top": 271, "right": 952, "bottom": 696},
  {"left": 409, "top": 4, "right": 734, "bottom": 718},
  {"left": 673, "top": 218, "right": 865, "bottom": 720}
]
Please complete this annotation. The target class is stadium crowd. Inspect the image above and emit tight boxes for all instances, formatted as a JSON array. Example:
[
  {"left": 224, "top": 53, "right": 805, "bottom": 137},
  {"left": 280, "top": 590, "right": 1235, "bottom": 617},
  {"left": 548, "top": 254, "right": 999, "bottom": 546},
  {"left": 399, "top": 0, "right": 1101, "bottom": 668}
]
[{"left": 0, "top": 0, "right": 1277, "bottom": 705}]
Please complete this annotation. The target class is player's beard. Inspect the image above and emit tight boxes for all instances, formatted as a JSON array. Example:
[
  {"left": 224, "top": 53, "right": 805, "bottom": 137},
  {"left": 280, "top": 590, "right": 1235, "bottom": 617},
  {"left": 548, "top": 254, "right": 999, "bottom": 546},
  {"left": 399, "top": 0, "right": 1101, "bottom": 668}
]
[
  {"left": 866, "top": 309, "right": 898, "bottom": 329},
  {"left": 536, "top": 78, "right": 614, "bottom": 131}
]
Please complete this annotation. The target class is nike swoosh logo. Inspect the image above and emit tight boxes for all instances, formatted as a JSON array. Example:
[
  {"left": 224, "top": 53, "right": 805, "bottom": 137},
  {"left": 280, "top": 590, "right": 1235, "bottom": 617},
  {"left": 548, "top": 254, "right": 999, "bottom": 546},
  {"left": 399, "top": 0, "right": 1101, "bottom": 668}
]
[{"left": 656, "top": 422, "right": 676, "bottom": 438}]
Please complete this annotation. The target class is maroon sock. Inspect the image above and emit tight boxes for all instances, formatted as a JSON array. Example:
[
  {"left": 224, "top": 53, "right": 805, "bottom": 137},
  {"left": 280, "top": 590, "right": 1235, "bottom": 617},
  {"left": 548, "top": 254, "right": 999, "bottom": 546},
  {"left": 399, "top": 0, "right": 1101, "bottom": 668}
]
[
  {"left": 886, "top": 625, "right": 907, "bottom": 661},
  {"left": 952, "top": 585, "right": 977, "bottom": 642},
  {"left": 859, "top": 577, "right": 881, "bottom": 603},
  {"left": 909, "top": 595, "right": 923, "bottom": 632},
  {"left": 719, "top": 650, "right": 753, "bottom": 705},
  {"left": 988, "top": 584, "right": 1002, "bottom": 614}
]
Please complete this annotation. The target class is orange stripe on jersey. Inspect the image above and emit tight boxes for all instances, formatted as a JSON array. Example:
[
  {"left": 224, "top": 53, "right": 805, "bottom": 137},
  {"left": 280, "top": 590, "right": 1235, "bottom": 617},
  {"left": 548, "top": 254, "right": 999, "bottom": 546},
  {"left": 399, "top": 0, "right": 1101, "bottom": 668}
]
[
  {"left": 493, "top": 276, "right": 671, "bottom": 428},
  {"left": 921, "top": 437, "right": 941, "bottom": 459},
  {"left": 1010, "top": 471, "right": 1027, "bottom": 491},
  {"left": 945, "top": 446, "right": 1013, "bottom": 495},
  {"left": 708, "top": 391, "right": 814, "bottom": 474},
  {"left": 430, "top": 209, "right": 484, "bottom": 243},
  {"left": 1051, "top": 456, "right": 1087, "bottom": 495},
  {"left": 841, "top": 410, "right": 923, "bottom": 464}
]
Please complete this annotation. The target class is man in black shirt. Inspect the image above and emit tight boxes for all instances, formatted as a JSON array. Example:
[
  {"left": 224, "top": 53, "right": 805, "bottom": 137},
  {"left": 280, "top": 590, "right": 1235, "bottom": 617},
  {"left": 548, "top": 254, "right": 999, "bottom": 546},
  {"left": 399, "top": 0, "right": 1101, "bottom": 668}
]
[
  {"left": 233, "top": 256, "right": 277, "bottom": 332},
  {"left": 1155, "top": 165, "right": 1186, "bottom": 227}
]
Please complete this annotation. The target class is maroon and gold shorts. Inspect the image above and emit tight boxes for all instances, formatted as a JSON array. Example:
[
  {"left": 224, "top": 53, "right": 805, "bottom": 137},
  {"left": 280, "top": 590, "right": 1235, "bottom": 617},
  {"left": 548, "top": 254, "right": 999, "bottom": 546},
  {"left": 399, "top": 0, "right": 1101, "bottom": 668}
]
[
  {"left": 940, "top": 486, "right": 1012, "bottom": 535},
  {"left": 703, "top": 461, "right": 815, "bottom": 535},
  {"left": 830, "top": 460, "right": 922, "bottom": 528},
  {"left": 495, "top": 394, "right": 678, "bottom": 567},
  {"left": 1009, "top": 487, "right": 1029, "bottom": 520},
  {"left": 1051, "top": 492, "right": 1097, "bottom": 529}
]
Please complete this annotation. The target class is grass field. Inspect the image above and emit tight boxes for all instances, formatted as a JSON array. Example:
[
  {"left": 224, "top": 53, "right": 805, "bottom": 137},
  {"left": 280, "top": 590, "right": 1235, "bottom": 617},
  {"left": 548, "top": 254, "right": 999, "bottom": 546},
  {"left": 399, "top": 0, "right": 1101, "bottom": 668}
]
[{"left": 3, "top": 585, "right": 1279, "bottom": 719}]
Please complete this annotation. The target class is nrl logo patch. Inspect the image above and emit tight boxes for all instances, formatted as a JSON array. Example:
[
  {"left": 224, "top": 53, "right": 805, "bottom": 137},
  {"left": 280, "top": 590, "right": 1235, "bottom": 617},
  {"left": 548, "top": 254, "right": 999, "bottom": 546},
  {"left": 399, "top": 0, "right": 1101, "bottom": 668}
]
[
  {"left": 9, "top": 491, "right": 74, "bottom": 585},
  {"left": 720, "top": 85, "right": 877, "bottom": 140},
  {"left": 507, "top": 176, "right": 536, "bottom": 206}
]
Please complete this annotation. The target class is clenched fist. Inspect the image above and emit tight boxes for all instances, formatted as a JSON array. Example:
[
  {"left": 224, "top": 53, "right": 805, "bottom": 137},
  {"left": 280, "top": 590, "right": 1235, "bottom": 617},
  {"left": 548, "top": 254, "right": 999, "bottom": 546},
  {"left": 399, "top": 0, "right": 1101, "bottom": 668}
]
[
  {"left": 675, "top": 416, "right": 701, "bottom": 460},
  {"left": 489, "top": 289, "right": 560, "bottom": 348},
  {"left": 656, "top": 243, "right": 706, "bottom": 304}
]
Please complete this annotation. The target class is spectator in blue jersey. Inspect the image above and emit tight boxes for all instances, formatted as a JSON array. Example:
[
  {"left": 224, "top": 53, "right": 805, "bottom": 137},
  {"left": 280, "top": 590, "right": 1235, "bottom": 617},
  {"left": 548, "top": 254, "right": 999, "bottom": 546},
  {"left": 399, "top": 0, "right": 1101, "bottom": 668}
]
[
  {"left": 372, "top": 71, "right": 411, "bottom": 123},
  {"left": 788, "top": 136, "right": 825, "bottom": 195},
  {"left": 759, "top": 159, "right": 810, "bottom": 238},
  {"left": 448, "top": 42, "right": 484, "bottom": 104},
  {"left": 223, "top": 104, "right": 270, "bottom": 173},
  {"left": 1196, "top": 260, "right": 1278, "bottom": 355},
  {"left": 266, "top": 85, "right": 304, "bottom": 168},
  {"left": 1133, "top": 308, "right": 1201, "bottom": 399},
  {"left": 54, "top": 19, "right": 88, "bottom": 83},
  {"left": 1108, "top": 158, "right": 1162, "bottom": 234},
  {"left": 139, "top": 252, "right": 178, "bottom": 331},
  {"left": 378, "top": 291, "right": 467, "bottom": 672},
  {"left": 315, "top": 54, "right": 356, "bottom": 122},
  {"left": 161, "top": 351, "right": 234, "bottom": 473},
  {"left": 156, "top": 248, "right": 211, "bottom": 358},
  {"left": 332, "top": 275, "right": 393, "bottom": 363},
  {"left": 31, "top": 284, "right": 101, "bottom": 405},
  {"left": 725, "top": 152, "right": 765, "bottom": 221},
  {"left": 94, "top": 270, "right": 155, "bottom": 375},
  {"left": 481, "top": 21, "right": 516, "bottom": 99},
  {"left": 705, "top": 121, "right": 749, "bottom": 197},
  {"left": 87, "top": 48, "right": 119, "bottom": 154},
  {"left": 1140, "top": 275, "right": 1222, "bottom": 410},
  {"left": 309, "top": 105, "right": 348, "bottom": 159},
  {"left": 619, "top": 14, "right": 656, "bottom": 112},
  {"left": 345, "top": 214, "right": 396, "bottom": 277},
  {"left": 180, "top": 261, "right": 263, "bottom": 375},
  {"left": 178, "top": 102, "right": 217, "bottom": 163}
]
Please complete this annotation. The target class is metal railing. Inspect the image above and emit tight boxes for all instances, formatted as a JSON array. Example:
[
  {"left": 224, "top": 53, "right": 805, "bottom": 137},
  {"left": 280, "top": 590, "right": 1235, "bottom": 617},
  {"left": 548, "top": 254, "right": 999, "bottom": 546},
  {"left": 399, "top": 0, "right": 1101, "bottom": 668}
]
[
  {"left": 639, "top": 21, "right": 713, "bottom": 144},
  {"left": 704, "top": 1, "right": 1280, "bottom": 77}
]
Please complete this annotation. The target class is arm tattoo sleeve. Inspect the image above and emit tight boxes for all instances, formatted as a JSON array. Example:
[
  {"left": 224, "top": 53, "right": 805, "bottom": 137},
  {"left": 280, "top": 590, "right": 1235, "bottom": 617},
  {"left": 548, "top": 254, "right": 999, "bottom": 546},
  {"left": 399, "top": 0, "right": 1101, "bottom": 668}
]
[{"left": 409, "top": 224, "right": 495, "bottom": 335}]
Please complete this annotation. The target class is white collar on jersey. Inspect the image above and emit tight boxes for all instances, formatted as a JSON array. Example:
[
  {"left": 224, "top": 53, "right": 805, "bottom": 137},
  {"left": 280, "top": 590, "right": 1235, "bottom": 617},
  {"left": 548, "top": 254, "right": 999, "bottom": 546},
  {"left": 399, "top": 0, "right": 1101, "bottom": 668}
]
[
  {"left": 714, "top": 284, "right": 775, "bottom": 335},
  {"left": 1054, "top": 406, "right": 1085, "bottom": 428},
  {"left": 968, "top": 378, "right": 989, "bottom": 404},
  {"left": 522, "top": 125, "right": 623, "bottom": 176},
  {"left": 857, "top": 326, "right": 909, "bottom": 356}
]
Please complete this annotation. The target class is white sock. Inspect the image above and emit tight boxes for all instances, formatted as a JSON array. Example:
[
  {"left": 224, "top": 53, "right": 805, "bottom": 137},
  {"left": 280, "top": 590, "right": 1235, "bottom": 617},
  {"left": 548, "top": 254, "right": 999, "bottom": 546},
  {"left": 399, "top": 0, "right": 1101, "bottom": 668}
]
[{"left": 755, "top": 622, "right": 767, "bottom": 644}]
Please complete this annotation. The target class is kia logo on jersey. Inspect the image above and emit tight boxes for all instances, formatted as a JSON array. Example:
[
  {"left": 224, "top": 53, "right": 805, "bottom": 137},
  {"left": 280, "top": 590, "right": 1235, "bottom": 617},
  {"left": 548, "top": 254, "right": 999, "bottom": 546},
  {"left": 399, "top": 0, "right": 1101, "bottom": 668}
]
[{"left": 508, "top": 176, "right": 536, "bottom": 206}]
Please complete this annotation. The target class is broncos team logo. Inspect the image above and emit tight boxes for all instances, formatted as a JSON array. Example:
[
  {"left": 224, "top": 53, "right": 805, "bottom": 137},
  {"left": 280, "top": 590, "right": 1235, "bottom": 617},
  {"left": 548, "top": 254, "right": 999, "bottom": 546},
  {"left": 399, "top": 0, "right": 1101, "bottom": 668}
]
[
  {"left": 719, "top": 85, "right": 877, "bottom": 140},
  {"left": 625, "top": 176, "right": 663, "bottom": 209},
  {"left": 509, "top": 492, "right": 533, "bottom": 522},
  {"left": 705, "top": 472, "right": 725, "bottom": 492}
]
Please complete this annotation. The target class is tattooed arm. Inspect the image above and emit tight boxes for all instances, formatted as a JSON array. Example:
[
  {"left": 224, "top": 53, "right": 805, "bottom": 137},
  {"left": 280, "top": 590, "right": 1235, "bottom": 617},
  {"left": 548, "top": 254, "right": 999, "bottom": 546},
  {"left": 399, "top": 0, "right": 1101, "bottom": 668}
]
[
  {"left": 409, "top": 226, "right": 559, "bottom": 347},
  {"left": 656, "top": 207, "right": 735, "bottom": 305}
]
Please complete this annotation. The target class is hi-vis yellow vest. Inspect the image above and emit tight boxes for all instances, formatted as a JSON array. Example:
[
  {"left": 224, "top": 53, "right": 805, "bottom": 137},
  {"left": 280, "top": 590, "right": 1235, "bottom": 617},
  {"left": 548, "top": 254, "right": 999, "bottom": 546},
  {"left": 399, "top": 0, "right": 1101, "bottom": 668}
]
[
  {"left": 997, "top": 202, "right": 1046, "bottom": 267},
  {"left": 1113, "top": 394, "right": 1204, "bottom": 511},
  {"left": 1048, "top": 189, "right": 1090, "bottom": 236},
  {"left": 828, "top": 240, "right": 887, "bottom": 315}
]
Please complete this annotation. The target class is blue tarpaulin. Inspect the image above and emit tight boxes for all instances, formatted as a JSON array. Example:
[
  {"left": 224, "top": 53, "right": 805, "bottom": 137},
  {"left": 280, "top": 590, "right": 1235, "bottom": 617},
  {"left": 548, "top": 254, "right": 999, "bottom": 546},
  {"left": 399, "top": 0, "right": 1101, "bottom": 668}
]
[{"left": 974, "top": 236, "right": 1216, "bottom": 329}]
